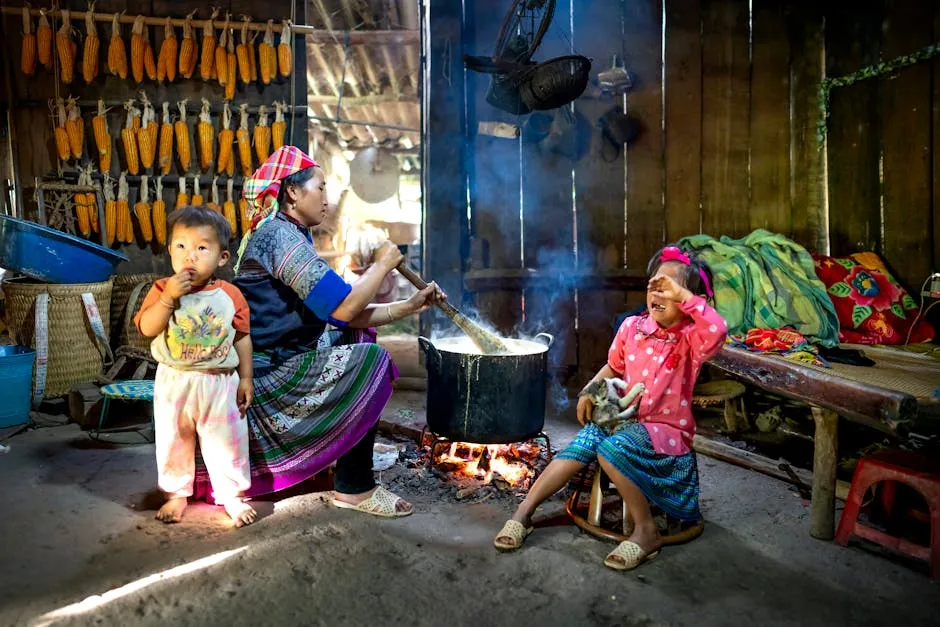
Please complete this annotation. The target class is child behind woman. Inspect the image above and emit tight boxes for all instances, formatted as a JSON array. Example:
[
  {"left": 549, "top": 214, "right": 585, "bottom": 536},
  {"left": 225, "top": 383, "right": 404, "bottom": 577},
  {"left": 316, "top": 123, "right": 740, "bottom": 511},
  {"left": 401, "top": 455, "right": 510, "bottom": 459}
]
[
  {"left": 135, "top": 206, "right": 257, "bottom": 527},
  {"left": 494, "top": 245, "right": 727, "bottom": 570}
]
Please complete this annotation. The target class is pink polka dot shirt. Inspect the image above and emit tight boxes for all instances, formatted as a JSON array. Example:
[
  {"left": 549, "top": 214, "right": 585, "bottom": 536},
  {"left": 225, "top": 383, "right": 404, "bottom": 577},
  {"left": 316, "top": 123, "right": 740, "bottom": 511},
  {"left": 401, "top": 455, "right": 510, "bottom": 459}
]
[{"left": 607, "top": 295, "right": 728, "bottom": 456}]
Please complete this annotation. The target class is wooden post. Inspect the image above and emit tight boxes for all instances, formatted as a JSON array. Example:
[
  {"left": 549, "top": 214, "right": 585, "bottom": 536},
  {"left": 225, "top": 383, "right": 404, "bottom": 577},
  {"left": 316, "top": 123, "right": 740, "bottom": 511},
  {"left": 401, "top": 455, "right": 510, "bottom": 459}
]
[{"left": 810, "top": 407, "right": 839, "bottom": 540}]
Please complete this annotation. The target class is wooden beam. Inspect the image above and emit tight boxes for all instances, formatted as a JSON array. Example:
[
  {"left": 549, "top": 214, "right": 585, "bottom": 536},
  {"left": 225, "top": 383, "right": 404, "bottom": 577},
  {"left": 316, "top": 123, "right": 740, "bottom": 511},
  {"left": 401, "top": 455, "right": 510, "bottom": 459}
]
[
  {"left": 810, "top": 407, "right": 838, "bottom": 540},
  {"left": 463, "top": 269, "right": 648, "bottom": 292}
]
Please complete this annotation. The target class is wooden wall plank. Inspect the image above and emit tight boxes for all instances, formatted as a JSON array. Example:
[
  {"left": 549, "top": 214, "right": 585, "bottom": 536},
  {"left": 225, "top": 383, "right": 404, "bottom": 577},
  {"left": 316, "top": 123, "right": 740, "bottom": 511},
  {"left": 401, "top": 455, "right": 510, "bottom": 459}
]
[
  {"left": 881, "top": 0, "right": 933, "bottom": 290},
  {"left": 824, "top": 1, "right": 882, "bottom": 256},
  {"left": 934, "top": 1, "right": 940, "bottom": 275},
  {"left": 574, "top": 0, "right": 630, "bottom": 383},
  {"left": 749, "top": 0, "right": 791, "bottom": 236},
  {"left": 624, "top": 0, "right": 665, "bottom": 263},
  {"left": 664, "top": 0, "right": 703, "bottom": 242},
  {"left": 700, "top": 0, "right": 750, "bottom": 239},
  {"left": 786, "top": 1, "right": 825, "bottom": 252}
]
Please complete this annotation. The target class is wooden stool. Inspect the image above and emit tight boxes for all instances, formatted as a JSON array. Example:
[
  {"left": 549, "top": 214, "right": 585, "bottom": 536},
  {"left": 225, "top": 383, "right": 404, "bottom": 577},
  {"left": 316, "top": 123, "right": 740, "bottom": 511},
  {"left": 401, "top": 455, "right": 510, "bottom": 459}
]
[
  {"left": 835, "top": 449, "right": 940, "bottom": 579},
  {"left": 90, "top": 379, "right": 155, "bottom": 443},
  {"left": 693, "top": 380, "right": 748, "bottom": 433},
  {"left": 565, "top": 464, "right": 705, "bottom": 545}
]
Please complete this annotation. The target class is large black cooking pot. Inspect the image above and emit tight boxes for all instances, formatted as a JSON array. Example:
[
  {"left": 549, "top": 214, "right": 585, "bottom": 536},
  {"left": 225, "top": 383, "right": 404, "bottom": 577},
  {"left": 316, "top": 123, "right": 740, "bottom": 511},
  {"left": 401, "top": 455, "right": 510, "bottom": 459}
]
[{"left": 418, "top": 333, "right": 553, "bottom": 444}]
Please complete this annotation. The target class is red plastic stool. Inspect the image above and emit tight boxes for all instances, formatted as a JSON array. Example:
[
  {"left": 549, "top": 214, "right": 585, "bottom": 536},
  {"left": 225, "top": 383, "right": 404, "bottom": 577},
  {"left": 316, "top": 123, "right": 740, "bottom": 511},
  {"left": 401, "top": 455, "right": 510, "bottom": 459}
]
[{"left": 835, "top": 449, "right": 940, "bottom": 578}]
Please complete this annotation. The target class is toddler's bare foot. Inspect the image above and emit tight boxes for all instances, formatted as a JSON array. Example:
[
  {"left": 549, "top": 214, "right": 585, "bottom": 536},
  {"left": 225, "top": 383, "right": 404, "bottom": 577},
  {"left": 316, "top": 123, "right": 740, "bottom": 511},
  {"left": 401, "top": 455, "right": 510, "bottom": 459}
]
[
  {"left": 223, "top": 499, "right": 258, "bottom": 527},
  {"left": 156, "top": 497, "right": 188, "bottom": 524}
]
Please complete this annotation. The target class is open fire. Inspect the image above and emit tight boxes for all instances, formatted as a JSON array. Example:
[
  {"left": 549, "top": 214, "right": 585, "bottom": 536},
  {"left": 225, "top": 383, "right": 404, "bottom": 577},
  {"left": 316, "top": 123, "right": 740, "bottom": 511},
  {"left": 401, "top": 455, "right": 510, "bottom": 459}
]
[{"left": 429, "top": 440, "right": 547, "bottom": 491}]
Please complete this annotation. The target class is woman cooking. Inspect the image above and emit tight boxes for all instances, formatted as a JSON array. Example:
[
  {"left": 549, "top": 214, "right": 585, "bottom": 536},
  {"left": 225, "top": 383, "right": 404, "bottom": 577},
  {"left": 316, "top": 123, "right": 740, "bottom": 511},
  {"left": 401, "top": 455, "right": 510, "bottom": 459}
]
[{"left": 190, "top": 146, "right": 445, "bottom": 517}]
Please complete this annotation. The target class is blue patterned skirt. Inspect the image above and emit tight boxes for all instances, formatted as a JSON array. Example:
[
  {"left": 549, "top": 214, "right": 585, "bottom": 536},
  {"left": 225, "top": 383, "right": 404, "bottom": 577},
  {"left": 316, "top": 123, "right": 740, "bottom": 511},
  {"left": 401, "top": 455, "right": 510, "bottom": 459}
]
[{"left": 558, "top": 422, "right": 700, "bottom": 521}]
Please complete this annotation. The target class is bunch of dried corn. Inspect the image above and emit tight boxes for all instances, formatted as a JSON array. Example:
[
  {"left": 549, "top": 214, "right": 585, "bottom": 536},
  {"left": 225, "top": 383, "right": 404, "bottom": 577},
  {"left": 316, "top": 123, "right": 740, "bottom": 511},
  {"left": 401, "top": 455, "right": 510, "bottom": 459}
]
[
  {"left": 224, "top": 20, "right": 237, "bottom": 100},
  {"left": 238, "top": 196, "right": 249, "bottom": 235},
  {"left": 254, "top": 105, "right": 271, "bottom": 164},
  {"left": 175, "top": 176, "right": 189, "bottom": 209},
  {"left": 52, "top": 98, "right": 70, "bottom": 161},
  {"left": 236, "top": 17, "right": 252, "bottom": 84},
  {"left": 178, "top": 10, "right": 197, "bottom": 79},
  {"left": 153, "top": 176, "right": 167, "bottom": 245},
  {"left": 84, "top": 166, "right": 100, "bottom": 234},
  {"left": 56, "top": 9, "right": 76, "bottom": 84},
  {"left": 137, "top": 93, "right": 157, "bottom": 170},
  {"left": 272, "top": 101, "right": 286, "bottom": 151},
  {"left": 278, "top": 20, "right": 292, "bottom": 77},
  {"left": 21, "top": 7, "right": 36, "bottom": 76},
  {"left": 208, "top": 176, "right": 221, "bottom": 212},
  {"left": 157, "top": 16, "right": 177, "bottom": 83},
  {"left": 246, "top": 19, "right": 258, "bottom": 82},
  {"left": 200, "top": 8, "right": 219, "bottom": 81},
  {"left": 134, "top": 174, "right": 153, "bottom": 243},
  {"left": 82, "top": 4, "right": 99, "bottom": 83},
  {"left": 217, "top": 102, "right": 235, "bottom": 176},
  {"left": 143, "top": 25, "right": 156, "bottom": 80},
  {"left": 191, "top": 176, "right": 204, "bottom": 205},
  {"left": 236, "top": 103, "right": 252, "bottom": 176},
  {"left": 93, "top": 99, "right": 111, "bottom": 173},
  {"left": 223, "top": 178, "right": 237, "bottom": 235},
  {"left": 117, "top": 172, "right": 133, "bottom": 244},
  {"left": 215, "top": 14, "right": 229, "bottom": 88},
  {"left": 103, "top": 174, "right": 117, "bottom": 246},
  {"left": 175, "top": 100, "right": 191, "bottom": 171},
  {"left": 198, "top": 98, "right": 214, "bottom": 171},
  {"left": 158, "top": 102, "right": 174, "bottom": 175},
  {"left": 131, "top": 15, "right": 146, "bottom": 83},
  {"left": 65, "top": 97, "right": 84, "bottom": 159},
  {"left": 37, "top": 9, "right": 52, "bottom": 70},
  {"left": 121, "top": 99, "right": 140, "bottom": 175},
  {"left": 259, "top": 20, "right": 276, "bottom": 85},
  {"left": 74, "top": 167, "right": 93, "bottom": 238},
  {"left": 107, "top": 12, "right": 127, "bottom": 78}
]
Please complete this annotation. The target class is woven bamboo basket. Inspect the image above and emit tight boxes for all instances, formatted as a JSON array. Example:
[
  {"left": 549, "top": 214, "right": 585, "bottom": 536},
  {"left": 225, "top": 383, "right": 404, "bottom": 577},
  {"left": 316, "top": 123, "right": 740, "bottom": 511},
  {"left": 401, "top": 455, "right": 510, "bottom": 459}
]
[
  {"left": 109, "top": 273, "right": 158, "bottom": 351},
  {"left": 3, "top": 278, "right": 113, "bottom": 398}
]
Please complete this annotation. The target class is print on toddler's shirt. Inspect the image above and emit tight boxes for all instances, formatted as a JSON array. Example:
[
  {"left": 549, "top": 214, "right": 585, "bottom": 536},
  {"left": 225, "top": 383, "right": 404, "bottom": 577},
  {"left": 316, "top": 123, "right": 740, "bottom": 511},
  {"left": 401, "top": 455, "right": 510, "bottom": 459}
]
[{"left": 168, "top": 305, "right": 233, "bottom": 363}]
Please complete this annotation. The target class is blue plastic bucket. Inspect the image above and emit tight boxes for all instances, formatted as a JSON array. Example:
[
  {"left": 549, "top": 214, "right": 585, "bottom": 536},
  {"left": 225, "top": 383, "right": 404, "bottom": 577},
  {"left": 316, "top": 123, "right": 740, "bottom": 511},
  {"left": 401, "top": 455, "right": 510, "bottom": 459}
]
[{"left": 0, "top": 345, "right": 35, "bottom": 428}]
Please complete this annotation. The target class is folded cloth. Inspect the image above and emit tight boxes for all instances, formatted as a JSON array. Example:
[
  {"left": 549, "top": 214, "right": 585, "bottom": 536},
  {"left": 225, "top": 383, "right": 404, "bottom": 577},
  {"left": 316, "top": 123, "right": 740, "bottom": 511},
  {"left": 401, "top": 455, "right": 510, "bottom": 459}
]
[{"left": 728, "top": 327, "right": 829, "bottom": 368}]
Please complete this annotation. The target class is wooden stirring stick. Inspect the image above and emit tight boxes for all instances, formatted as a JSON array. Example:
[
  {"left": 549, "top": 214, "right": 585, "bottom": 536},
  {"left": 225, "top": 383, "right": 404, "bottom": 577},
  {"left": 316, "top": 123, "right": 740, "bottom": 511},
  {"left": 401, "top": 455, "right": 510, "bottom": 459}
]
[{"left": 396, "top": 263, "right": 509, "bottom": 355}]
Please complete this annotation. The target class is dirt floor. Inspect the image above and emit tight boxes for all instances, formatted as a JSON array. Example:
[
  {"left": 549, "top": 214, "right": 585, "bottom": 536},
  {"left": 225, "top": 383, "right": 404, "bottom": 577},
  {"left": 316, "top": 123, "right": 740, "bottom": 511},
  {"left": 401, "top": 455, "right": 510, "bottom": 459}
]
[{"left": 2, "top": 385, "right": 939, "bottom": 627}]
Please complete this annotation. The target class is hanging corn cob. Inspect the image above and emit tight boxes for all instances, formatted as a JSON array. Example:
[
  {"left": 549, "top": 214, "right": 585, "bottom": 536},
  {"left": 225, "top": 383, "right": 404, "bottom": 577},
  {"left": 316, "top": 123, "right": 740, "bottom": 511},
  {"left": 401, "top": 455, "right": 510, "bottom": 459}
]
[
  {"left": 254, "top": 105, "right": 271, "bottom": 164},
  {"left": 259, "top": 20, "right": 275, "bottom": 85},
  {"left": 191, "top": 176, "right": 204, "bottom": 205},
  {"left": 117, "top": 172, "right": 131, "bottom": 244},
  {"left": 21, "top": 6, "right": 36, "bottom": 77},
  {"left": 143, "top": 28, "right": 157, "bottom": 81},
  {"left": 208, "top": 176, "right": 221, "bottom": 212},
  {"left": 272, "top": 102, "right": 286, "bottom": 151},
  {"left": 52, "top": 98, "right": 70, "bottom": 162},
  {"left": 198, "top": 98, "right": 214, "bottom": 172},
  {"left": 223, "top": 178, "right": 237, "bottom": 235},
  {"left": 93, "top": 100, "right": 111, "bottom": 173},
  {"left": 135, "top": 175, "right": 153, "bottom": 243},
  {"left": 153, "top": 176, "right": 167, "bottom": 245},
  {"left": 159, "top": 102, "right": 173, "bottom": 176},
  {"left": 200, "top": 8, "right": 219, "bottom": 81},
  {"left": 225, "top": 21, "right": 237, "bottom": 100},
  {"left": 37, "top": 9, "right": 52, "bottom": 70},
  {"left": 247, "top": 20, "right": 258, "bottom": 82},
  {"left": 215, "top": 14, "right": 230, "bottom": 88},
  {"left": 236, "top": 103, "right": 252, "bottom": 176},
  {"left": 65, "top": 97, "right": 84, "bottom": 160},
  {"left": 107, "top": 12, "right": 127, "bottom": 78},
  {"left": 137, "top": 94, "right": 157, "bottom": 170},
  {"left": 103, "top": 174, "right": 117, "bottom": 246},
  {"left": 122, "top": 100, "right": 140, "bottom": 175},
  {"left": 74, "top": 167, "right": 92, "bottom": 238},
  {"left": 56, "top": 9, "right": 76, "bottom": 84},
  {"left": 157, "top": 17, "right": 177, "bottom": 83},
  {"left": 236, "top": 17, "right": 252, "bottom": 84},
  {"left": 86, "top": 168, "right": 100, "bottom": 234},
  {"left": 131, "top": 15, "right": 146, "bottom": 83},
  {"left": 176, "top": 176, "right": 189, "bottom": 209},
  {"left": 218, "top": 102, "right": 234, "bottom": 176},
  {"left": 278, "top": 20, "right": 292, "bottom": 77},
  {"left": 175, "top": 100, "right": 192, "bottom": 171},
  {"left": 179, "top": 10, "right": 197, "bottom": 79},
  {"left": 82, "top": 4, "right": 99, "bottom": 83},
  {"left": 238, "top": 196, "right": 249, "bottom": 236}
]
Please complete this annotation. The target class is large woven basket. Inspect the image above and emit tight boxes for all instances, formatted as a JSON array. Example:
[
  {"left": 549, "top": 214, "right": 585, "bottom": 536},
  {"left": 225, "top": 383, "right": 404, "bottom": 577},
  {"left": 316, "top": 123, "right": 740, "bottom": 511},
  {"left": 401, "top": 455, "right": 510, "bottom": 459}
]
[
  {"left": 3, "top": 277, "right": 112, "bottom": 398},
  {"left": 110, "top": 273, "right": 158, "bottom": 351}
]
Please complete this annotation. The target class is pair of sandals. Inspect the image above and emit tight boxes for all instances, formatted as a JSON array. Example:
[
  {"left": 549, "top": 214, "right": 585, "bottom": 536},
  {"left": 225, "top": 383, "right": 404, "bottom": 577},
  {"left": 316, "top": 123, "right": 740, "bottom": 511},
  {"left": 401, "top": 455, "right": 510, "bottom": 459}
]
[{"left": 493, "top": 520, "right": 659, "bottom": 571}]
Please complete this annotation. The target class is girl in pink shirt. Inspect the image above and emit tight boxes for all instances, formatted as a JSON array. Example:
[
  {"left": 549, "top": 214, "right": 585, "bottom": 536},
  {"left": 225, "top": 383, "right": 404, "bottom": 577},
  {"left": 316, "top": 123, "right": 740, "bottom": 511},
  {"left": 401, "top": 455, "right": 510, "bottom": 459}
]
[{"left": 494, "top": 246, "right": 727, "bottom": 571}]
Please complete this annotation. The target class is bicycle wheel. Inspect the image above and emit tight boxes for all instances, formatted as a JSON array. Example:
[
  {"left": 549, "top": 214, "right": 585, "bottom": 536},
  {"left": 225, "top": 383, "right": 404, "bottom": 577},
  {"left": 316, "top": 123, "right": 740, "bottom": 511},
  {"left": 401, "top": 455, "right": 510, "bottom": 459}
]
[{"left": 493, "top": 0, "right": 556, "bottom": 63}]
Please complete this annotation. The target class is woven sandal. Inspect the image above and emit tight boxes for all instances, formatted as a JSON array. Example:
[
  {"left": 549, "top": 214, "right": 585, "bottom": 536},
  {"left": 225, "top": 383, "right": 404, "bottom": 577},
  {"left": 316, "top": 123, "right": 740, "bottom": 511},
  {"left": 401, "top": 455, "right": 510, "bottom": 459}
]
[
  {"left": 493, "top": 519, "right": 533, "bottom": 552},
  {"left": 331, "top": 486, "right": 413, "bottom": 518},
  {"left": 604, "top": 540, "right": 660, "bottom": 571}
]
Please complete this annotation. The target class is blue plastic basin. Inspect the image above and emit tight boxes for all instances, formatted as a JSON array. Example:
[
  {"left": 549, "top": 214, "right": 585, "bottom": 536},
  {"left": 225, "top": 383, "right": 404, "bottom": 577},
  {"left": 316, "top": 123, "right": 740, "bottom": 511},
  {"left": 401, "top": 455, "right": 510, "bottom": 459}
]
[
  {"left": 0, "top": 345, "right": 34, "bottom": 428},
  {"left": 0, "top": 214, "right": 128, "bottom": 284}
]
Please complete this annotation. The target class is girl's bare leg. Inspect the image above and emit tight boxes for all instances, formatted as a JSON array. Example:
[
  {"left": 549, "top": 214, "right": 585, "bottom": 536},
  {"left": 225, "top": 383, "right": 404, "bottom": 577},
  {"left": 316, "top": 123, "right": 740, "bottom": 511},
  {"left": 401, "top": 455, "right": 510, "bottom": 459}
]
[
  {"left": 597, "top": 455, "right": 662, "bottom": 561},
  {"left": 507, "top": 459, "right": 587, "bottom": 528}
]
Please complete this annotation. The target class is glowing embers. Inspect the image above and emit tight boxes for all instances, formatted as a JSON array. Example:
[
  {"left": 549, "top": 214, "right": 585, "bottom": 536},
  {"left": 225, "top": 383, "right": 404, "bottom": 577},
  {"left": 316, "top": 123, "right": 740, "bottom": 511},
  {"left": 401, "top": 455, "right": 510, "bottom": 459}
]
[{"left": 423, "top": 431, "right": 551, "bottom": 494}]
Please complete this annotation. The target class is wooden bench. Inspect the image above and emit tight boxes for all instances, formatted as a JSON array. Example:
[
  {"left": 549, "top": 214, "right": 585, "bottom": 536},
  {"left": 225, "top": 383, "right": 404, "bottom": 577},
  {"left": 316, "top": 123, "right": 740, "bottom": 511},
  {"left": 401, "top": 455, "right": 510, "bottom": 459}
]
[{"left": 710, "top": 344, "right": 940, "bottom": 540}]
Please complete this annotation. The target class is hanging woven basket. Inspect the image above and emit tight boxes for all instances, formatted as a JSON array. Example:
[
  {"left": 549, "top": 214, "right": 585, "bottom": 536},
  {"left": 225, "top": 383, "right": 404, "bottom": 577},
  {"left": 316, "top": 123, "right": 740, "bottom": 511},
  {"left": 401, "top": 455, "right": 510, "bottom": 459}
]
[
  {"left": 110, "top": 273, "right": 158, "bottom": 351},
  {"left": 518, "top": 55, "right": 592, "bottom": 111}
]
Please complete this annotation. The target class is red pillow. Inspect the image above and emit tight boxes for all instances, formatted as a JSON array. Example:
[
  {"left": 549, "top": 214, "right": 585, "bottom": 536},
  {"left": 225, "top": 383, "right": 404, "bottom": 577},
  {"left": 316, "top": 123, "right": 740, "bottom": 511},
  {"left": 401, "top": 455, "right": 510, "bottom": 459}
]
[{"left": 812, "top": 252, "right": 934, "bottom": 345}]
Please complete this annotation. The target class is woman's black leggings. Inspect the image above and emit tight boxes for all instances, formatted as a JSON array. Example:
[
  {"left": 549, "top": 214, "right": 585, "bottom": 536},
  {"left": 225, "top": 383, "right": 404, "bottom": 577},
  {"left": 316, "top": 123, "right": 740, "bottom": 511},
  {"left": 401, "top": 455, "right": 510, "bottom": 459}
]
[{"left": 333, "top": 424, "right": 378, "bottom": 494}]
